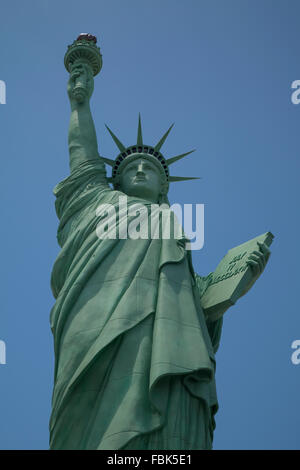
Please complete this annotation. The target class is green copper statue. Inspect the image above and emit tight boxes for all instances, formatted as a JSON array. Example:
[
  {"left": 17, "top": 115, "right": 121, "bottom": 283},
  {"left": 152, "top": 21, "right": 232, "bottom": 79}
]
[{"left": 49, "top": 34, "right": 272, "bottom": 450}]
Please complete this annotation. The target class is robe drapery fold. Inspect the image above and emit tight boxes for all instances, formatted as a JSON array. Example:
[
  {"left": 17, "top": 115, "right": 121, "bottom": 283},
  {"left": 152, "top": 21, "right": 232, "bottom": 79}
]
[{"left": 49, "top": 159, "right": 223, "bottom": 450}]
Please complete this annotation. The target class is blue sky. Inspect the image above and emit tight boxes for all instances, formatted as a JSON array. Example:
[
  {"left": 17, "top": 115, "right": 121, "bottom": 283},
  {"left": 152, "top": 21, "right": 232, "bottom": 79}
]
[{"left": 0, "top": 0, "right": 299, "bottom": 449}]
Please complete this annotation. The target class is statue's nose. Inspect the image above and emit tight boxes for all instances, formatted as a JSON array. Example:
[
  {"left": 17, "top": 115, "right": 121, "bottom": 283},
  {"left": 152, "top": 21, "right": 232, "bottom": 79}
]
[{"left": 136, "top": 163, "right": 145, "bottom": 175}]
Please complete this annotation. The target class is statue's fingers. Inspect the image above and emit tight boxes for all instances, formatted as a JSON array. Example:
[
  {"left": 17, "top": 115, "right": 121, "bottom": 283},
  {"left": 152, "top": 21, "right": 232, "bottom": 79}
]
[
  {"left": 248, "top": 252, "right": 261, "bottom": 261},
  {"left": 70, "top": 71, "right": 80, "bottom": 81},
  {"left": 248, "top": 254, "right": 264, "bottom": 272},
  {"left": 246, "top": 259, "right": 260, "bottom": 276},
  {"left": 251, "top": 250, "right": 266, "bottom": 267},
  {"left": 246, "top": 259, "right": 256, "bottom": 266},
  {"left": 257, "top": 243, "right": 271, "bottom": 267},
  {"left": 257, "top": 241, "right": 271, "bottom": 259}
]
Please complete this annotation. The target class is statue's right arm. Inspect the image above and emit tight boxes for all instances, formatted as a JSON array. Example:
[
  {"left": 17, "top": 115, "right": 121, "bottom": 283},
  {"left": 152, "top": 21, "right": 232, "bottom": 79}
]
[{"left": 67, "top": 63, "right": 105, "bottom": 175}]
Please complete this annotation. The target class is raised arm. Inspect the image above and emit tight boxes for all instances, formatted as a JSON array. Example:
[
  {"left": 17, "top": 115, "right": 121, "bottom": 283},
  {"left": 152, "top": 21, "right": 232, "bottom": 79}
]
[{"left": 67, "top": 61, "right": 100, "bottom": 172}]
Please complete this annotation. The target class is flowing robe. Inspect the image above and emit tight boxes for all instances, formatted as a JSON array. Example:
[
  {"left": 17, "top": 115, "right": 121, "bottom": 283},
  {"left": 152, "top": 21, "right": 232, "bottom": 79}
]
[{"left": 49, "top": 158, "right": 223, "bottom": 450}]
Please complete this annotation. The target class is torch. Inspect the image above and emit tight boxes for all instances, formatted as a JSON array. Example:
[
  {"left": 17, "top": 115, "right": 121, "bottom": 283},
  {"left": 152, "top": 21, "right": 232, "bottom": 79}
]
[{"left": 64, "top": 33, "right": 103, "bottom": 103}]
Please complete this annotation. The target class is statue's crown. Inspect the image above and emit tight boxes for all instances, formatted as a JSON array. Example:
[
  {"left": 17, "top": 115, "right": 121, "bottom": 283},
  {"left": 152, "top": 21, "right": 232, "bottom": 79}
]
[{"left": 103, "top": 115, "right": 199, "bottom": 194}]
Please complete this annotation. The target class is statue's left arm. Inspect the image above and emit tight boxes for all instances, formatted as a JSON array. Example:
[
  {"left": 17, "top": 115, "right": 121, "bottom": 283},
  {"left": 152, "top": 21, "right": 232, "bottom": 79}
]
[
  {"left": 195, "top": 241, "right": 271, "bottom": 353},
  {"left": 195, "top": 273, "right": 223, "bottom": 354},
  {"left": 241, "top": 241, "right": 271, "bottom": 297}
]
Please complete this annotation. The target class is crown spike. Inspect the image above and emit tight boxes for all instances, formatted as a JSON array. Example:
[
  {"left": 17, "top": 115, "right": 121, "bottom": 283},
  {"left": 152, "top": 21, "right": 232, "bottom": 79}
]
[
  {"left": 101, "top": 156, "right": 115, "bottom": 167},
  {"left": 166, "top": 149, "right": 196, "bottom": 166},
  {"left": 105, "top": 124, "right": 126, "bottom": 153},
  {"left": 137, "top": 113, "right": 143, "bottom": 147},
  {"left": 154, "top": 123, "right": 174, "bottom": 152},
  {"left": 169, "top": 176, "right": 201, "bottom": 182}
]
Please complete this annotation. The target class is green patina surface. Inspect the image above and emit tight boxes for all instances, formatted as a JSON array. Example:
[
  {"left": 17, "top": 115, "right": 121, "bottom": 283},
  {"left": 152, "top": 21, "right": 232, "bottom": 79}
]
[{"left": 49, "top": 35, "right": 272, "bottom": 450}]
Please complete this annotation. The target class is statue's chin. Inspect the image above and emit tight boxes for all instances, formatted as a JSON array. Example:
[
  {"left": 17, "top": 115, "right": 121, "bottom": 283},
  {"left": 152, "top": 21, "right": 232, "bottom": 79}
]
[{"left": 125, "top": 189, "right": 158, "bottom": 204}]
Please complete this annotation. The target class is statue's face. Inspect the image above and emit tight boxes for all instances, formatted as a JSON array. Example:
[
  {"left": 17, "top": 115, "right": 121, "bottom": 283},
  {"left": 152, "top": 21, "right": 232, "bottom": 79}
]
[{"left": 119, "top": 157, "right": 162, "bottom": 203}]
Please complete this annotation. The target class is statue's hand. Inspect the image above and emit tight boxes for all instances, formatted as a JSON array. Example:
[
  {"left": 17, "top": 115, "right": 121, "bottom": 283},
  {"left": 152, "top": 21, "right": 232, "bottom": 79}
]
[
  {"left": 67, "top": 62, "right": 94, "bottom": 106},
  {"left": 242, "top": 241, "right": 271, "bottom": 295}
]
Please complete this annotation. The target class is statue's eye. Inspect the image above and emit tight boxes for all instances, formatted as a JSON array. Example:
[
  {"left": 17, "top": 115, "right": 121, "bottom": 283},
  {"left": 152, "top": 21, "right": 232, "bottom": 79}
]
[{"left": 126, "top": 166, "right": 136, "bottom": 173}]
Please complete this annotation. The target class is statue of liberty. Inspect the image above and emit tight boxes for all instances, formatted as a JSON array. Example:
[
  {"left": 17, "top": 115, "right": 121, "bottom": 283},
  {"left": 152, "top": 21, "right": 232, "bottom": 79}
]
[{"left": 49, "top": 35, "right": 271, "bottom": 450}]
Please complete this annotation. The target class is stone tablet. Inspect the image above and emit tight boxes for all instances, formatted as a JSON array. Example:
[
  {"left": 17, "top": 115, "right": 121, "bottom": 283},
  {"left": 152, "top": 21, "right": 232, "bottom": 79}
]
[{"left": 201, "top": 232, "right": 274, "bottom": 322}]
